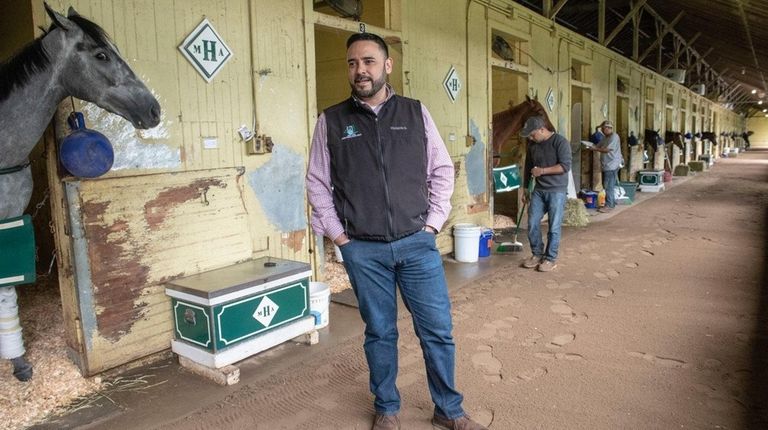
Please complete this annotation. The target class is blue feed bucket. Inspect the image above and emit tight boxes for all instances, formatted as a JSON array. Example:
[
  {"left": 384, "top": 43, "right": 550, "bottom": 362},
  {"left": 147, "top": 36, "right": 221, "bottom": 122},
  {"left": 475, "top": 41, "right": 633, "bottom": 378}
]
[
  {"left": 478, "top": 228, "right": 493, "bottom": 258},
  {"left": 60, "top": 129, "right": 114, "bottom": 178},
  {"left": 59, "top": 112, "right": 114, "bottom": 178},
  {"left": 580, "top": 191, "right": 597, "bottom": 209}
]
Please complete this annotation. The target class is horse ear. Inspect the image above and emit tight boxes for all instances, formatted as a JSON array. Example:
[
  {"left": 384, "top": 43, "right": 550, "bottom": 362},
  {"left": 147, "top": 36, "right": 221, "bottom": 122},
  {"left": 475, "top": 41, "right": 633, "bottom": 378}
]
[
  {"left": 526, "top": 95, "right": 532, "bottom": 102},
  {"left": 44, "top": 2, "right": 75, "bottom": 31},
  {"left": 67, "top": 6, "right": 81, "bottom": 18}
]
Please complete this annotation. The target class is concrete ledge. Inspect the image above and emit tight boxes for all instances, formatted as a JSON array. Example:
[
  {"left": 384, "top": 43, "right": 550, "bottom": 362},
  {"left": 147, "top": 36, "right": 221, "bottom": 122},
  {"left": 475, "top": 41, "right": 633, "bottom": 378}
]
[{"left": 178, "top": 355, "right": 240, "bottom": 386}]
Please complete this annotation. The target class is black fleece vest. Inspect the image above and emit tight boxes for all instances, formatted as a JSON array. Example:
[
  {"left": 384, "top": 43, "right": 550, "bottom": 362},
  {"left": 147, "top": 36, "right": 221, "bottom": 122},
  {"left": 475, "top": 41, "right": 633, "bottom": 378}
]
[{"left": 324, "top": 95, "right": 428, "bottom": 242}]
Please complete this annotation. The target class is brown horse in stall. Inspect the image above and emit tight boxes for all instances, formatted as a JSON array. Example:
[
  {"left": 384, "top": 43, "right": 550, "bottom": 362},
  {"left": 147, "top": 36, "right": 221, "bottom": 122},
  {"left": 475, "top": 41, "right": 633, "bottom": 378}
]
[
  {"left": 665, "top": 131, "right": 684, "bottom": 166},
  {"left": 492, "top": 95, "right": 555, "bottom": 166}
]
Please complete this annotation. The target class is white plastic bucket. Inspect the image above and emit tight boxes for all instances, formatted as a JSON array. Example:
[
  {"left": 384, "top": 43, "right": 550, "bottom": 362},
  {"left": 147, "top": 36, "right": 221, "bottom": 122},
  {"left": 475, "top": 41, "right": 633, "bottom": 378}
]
[
  {"left": 309, "top": 281, "right": 330, "bottom": 329},
  {"left": 453, "top": 223, "right": 482, "bottom": 263}
]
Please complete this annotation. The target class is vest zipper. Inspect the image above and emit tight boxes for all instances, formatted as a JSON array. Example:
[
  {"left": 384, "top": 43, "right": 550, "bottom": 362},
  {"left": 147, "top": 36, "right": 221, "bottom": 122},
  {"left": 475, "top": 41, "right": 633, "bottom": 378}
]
[{"left": 374, "top": 116, "right": 394, "bottom": 238}]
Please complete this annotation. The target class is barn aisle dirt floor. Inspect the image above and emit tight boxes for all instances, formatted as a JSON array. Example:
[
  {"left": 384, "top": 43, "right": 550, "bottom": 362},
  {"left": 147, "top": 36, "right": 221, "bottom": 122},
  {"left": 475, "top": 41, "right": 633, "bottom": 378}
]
[{"left": 18, "top": 149, "right": 768, "bottom": 429}]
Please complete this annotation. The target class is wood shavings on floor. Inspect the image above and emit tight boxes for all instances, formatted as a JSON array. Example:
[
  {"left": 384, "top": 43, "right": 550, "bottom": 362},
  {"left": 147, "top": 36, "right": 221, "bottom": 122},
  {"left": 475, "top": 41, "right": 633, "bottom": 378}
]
[
  {"left": 493, "top": 214, "right": 518, "bottom": 229},
  {"left": 0, "top": 278, "right": 102, "bottom": 430}
]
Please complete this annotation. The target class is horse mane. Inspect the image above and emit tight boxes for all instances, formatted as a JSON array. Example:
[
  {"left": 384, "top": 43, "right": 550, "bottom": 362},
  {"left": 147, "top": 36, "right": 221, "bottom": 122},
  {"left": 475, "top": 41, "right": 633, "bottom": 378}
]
[
  {"left": 69, "top": 14, "right": 115, "bottom": 50},
  {"left": 0, "top": 14, "right": 112, "bottom": 103},
  {"left": 0, "top": 39, "right": 49, "bottom": 103}
]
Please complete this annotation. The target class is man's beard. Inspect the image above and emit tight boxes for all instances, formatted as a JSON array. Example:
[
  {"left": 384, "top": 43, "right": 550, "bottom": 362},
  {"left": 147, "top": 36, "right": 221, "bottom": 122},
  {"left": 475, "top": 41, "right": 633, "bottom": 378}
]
[{"left": 351, "top": 74, "right": 387, "bottom": 99}]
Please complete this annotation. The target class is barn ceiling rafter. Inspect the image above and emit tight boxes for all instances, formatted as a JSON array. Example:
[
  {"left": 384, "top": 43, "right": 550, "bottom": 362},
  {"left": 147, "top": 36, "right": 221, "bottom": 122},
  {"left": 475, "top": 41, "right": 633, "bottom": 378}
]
[{"left": 511, "top": 0, "right": 768, "bottom": 117}]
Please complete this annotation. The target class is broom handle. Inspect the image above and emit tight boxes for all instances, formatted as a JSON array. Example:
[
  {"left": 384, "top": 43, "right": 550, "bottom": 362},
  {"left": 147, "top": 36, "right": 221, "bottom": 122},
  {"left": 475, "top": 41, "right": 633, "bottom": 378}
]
[{"left": 513, "top": 178, "right": 536, "bottom": 236}]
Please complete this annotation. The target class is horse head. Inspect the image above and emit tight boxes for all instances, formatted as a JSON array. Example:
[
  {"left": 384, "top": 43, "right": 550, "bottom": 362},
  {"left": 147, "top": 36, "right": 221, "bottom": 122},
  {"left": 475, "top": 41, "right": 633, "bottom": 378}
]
[
  {"left": 492, "top": 95, "right": 555, "bottom": 164},
  {"left": 44, "top": 4, "right": 160, "bottom": 129},
  {"left": 664, "top": 130, "right": 684, "bottom": 149},
  {"left": 644, "top": 129, "right": 661, "bottom": 152},
  {"left": 701, "top": 131, "right": 718, "bottom": 145},
  {"left": 520, "top": 95, "right": 555, "bottom": 132}
]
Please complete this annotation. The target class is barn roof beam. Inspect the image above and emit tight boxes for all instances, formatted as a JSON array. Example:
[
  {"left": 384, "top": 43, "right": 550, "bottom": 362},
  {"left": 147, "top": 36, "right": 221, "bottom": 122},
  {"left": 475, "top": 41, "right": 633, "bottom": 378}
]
[
  {"left": 685, "top": 47, "right": 713, "bottom": 76},
  {"left": 661, "top": 32, "right": 700, "bottom": 74},
  {"left": 603, "top": 0, "right": 647, "bottom": 47},
  {"left": 736, "top": 0, "right": 767, "bottom": 92},
  {"left": 544, "top": 0, "right": 570, "bottom": 19},
  {"left": 598, "top": 0, "right": 606, "bottom": 43},
  {"left": 642, "top": 6, "right": 727, "bottom": 93},
  {"left": 637, "top": 10, "right": 684, "bottom": 63}
]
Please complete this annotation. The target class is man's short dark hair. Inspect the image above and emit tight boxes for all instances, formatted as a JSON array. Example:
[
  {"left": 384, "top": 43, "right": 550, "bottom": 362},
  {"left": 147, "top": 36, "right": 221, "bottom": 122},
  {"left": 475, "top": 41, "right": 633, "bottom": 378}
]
[{"left": 346, "top": 32, "right": 389, "bottom": 58}]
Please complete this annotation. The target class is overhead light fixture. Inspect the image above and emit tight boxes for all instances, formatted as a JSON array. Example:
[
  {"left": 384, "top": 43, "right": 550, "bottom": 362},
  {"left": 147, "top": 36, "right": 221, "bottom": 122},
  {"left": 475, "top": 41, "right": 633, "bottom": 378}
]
[
  {"left": 752, "top": 89, "right": 758, "bottom": 94},
  {"left": 760, "top": 100, "right": 764, "bottom": 105},
  {"left": 763, "top": 108, "right": 767, "bottom": 112}
]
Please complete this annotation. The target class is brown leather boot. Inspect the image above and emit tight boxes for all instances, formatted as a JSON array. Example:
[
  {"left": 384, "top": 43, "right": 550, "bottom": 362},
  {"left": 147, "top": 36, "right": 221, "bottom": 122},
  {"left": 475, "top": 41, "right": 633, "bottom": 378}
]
[
  {"left": 372, "top": 413, "right": 400, "bottom": 430},
  {"left": 431, "top": 414, "right": 488, "bottom": 430}
]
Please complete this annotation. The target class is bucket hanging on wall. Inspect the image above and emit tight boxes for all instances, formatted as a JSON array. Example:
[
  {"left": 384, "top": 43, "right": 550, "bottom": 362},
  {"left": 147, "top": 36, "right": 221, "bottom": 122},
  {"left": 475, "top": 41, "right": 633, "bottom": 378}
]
[{"left": 59, "top": 112, "right": 114, "bottom": 178}]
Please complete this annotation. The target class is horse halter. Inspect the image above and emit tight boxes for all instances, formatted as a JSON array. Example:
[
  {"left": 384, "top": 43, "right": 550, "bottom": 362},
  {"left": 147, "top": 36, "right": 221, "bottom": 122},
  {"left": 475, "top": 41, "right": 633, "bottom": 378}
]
[{"left": 0, "top": 162, "right": 30, "bottom": 176}]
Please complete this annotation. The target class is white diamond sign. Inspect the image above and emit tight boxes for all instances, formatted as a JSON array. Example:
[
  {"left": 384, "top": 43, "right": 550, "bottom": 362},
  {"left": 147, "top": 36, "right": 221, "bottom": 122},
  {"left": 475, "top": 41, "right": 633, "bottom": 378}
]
[
  {"left": 546, "top": 88, "right": 556, "bottom": 112},
  {"left": 179, "top": 18, "right": 233, "bottom": 82},
  {"left": 253, "top": 296, "right": 279, "bottom": 327},
  {"left": 443, "top": 66, "right": 462, "bottom": 102}
]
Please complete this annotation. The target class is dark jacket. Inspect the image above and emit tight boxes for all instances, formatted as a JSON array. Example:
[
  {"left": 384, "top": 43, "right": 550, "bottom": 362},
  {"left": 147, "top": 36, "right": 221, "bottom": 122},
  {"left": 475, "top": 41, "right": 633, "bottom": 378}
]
[{"left": 324, "top": 95, "right": 428, "bottom": 242}]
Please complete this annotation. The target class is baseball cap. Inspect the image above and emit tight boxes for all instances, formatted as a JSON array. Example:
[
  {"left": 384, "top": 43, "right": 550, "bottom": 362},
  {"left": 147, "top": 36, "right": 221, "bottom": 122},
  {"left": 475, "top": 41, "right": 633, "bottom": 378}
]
[
  {"left": 520, "top": 116, "right": 546, "bottom": 137},
  {"left": 600, "top": 120, "right": 614, "bottom": 129}
]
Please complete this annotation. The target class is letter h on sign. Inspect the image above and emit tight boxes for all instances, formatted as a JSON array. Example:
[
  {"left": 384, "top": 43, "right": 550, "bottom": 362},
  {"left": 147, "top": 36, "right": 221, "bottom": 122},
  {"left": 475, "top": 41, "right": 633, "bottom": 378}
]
[{"left": 180, "top": 18, "right": 233, "bottom": 82}]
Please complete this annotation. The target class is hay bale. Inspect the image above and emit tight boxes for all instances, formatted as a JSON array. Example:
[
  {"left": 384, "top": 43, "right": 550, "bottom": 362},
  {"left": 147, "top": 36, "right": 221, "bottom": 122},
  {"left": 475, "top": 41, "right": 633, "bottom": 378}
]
[
  {"left": 688, "top": 161, "right": 705, "bottom": 172},
  {"left": 673, "top": 165, "right": 690, "bottom": 176},
  {"left": 563, "top": 198, "right": 590, "bottom": 227}
]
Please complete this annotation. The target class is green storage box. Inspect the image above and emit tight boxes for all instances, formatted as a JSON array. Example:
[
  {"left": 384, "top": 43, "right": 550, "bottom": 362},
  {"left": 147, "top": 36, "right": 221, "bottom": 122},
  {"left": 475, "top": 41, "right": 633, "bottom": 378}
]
[
  {"left": 619, "top": 181, "right": 637, "bottom": 202},
  {"left": 492, "top": 164, "right": 521, "bottom": 193},
  {"left": 165, "top": 257, "right": 314, "bottom": 368},
  {"left": 0, "top": 215, "right": 36, "bottom": 287}
]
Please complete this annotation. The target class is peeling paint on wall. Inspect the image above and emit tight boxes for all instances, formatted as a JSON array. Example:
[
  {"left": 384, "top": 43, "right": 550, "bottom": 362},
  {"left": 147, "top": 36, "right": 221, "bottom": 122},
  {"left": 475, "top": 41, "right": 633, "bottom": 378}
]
[
  {"left": 248, "top": 144, "right": 307, "bottom": 232},
  {"left": 81, "top": 199, "right": 149, "bottom": 342},
  {"left": 82, "top": 99, "right": 181, "bottom": 170},
  {"left": 281, "top": 230, "right": 306, "bottom": 252},
  {"left": 143, "top": 178, "right": 227, "bottom": 230},
  {"left": 466, "top": 120, "right": 487, "bottom": 196}
]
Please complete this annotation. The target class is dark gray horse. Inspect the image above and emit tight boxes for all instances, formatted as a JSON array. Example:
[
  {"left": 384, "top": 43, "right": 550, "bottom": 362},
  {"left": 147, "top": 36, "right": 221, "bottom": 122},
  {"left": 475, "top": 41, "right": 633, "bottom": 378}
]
[{"left": 0, "top": 4, "right": 160, "bottom": 381}]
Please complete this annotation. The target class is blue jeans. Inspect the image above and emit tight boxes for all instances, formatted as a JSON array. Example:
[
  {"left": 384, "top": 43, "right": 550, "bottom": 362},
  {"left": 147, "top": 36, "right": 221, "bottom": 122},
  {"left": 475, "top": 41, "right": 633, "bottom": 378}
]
[
  {"left": 339, "top": 230, "right": 464, "bottom": 419},
  {"left": 527, "top": 189, "right": 566, "bottom": 262},
  {"left": 603, "top": 168, "right": 619, "bottom": 208}
]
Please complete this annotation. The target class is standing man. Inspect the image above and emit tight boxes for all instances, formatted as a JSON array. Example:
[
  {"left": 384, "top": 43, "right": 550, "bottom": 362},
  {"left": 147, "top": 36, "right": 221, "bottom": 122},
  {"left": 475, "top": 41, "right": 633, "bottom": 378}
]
[
  {"left": 306, "top": 33, "right": 486, "bottom": 430},
  {"left": 521, "top": 116, "right": 572, "bottom": 272},
  {"left": 588, "top": 120, "right": 623, "bottom": 212}
]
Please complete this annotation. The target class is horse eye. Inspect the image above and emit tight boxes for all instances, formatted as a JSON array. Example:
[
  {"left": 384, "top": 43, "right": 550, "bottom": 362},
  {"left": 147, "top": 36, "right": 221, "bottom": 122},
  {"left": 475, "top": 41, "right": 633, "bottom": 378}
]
[{"left": 95, "top": 52, "right": 109, "bottom": 61}]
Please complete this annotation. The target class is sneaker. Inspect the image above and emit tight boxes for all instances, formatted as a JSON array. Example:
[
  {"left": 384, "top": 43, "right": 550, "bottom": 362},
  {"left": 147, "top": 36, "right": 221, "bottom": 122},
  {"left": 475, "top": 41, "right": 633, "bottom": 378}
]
[
  {"left": 522, "top": 255, "right": 541, "bottom": 269},
  {"left": 372, "top": 414, "right": 400, "bottom": 430},
  {"left": 537, "top": 260, "right": 557, "bottom": 272},
  {"left": 597, "top": 206, "right": 614, "bottom": 213},
  {"left": 432, "top": 414, "right": 488, "bottom": 430}
]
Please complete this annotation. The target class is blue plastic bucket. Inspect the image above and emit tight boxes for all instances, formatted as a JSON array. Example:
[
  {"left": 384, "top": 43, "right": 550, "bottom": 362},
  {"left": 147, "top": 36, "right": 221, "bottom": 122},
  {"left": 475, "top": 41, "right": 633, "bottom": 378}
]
[
  {"left": 478, "top": 229, "right": 493, "bottom": 258},
  {"left": 580, "top": 191, "right": 598, "bottom": 209}
]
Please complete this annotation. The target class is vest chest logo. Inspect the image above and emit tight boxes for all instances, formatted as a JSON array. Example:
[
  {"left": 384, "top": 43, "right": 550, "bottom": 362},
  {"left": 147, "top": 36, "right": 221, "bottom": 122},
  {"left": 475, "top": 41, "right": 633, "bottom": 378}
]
[
  {"left": 390, "top": 126, "right": 408, "bottom": 131},
  {"left": 342, "top": 124, "right": 362, "bottom": 140}
]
